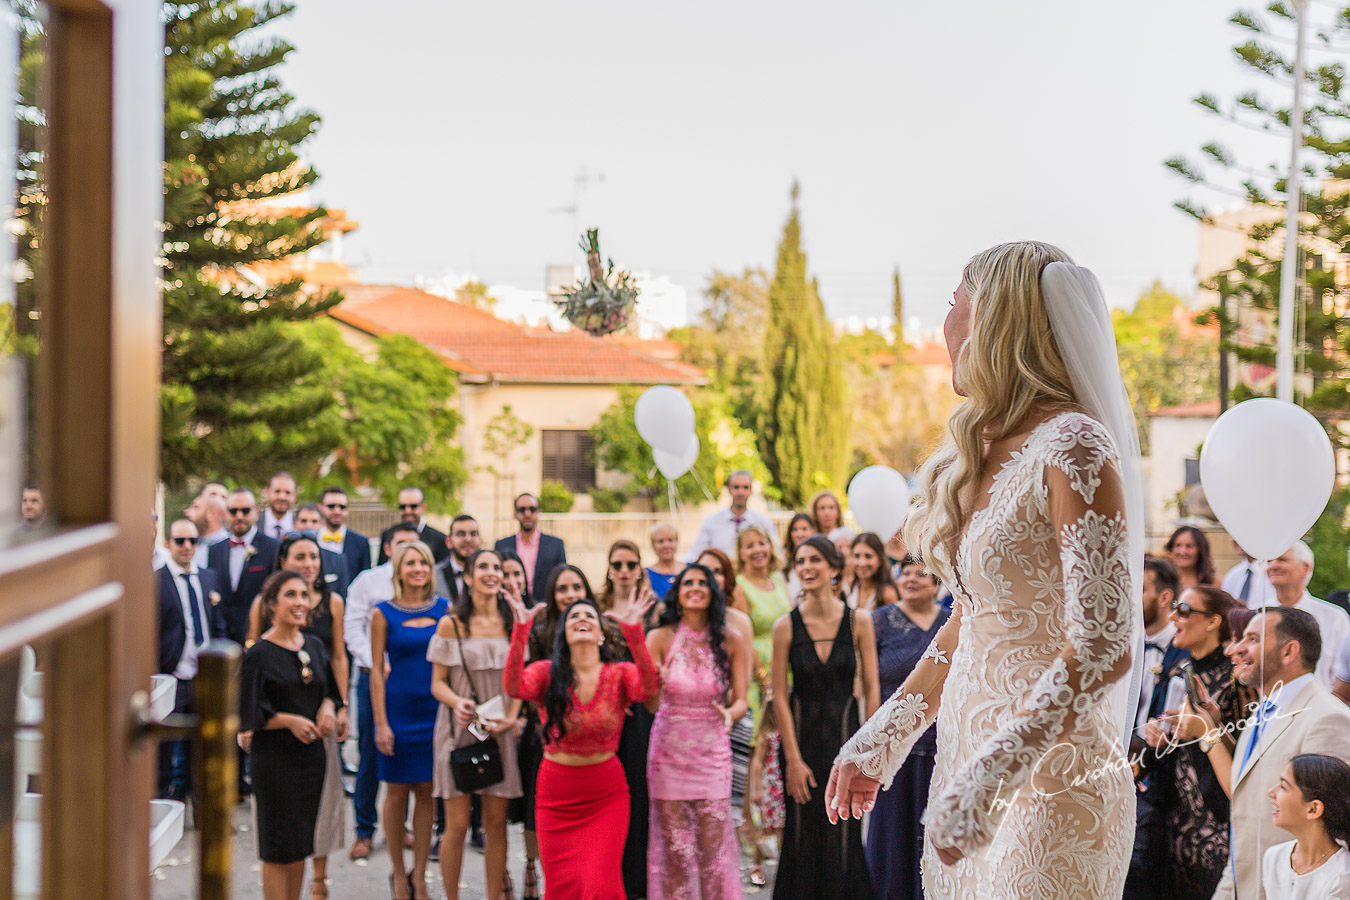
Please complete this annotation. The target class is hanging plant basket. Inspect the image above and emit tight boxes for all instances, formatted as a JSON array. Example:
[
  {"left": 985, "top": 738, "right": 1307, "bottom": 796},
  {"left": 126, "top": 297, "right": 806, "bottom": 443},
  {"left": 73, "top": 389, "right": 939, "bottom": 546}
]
[{"left": 554, "top": 229, "right": 640, "bottom": 337}]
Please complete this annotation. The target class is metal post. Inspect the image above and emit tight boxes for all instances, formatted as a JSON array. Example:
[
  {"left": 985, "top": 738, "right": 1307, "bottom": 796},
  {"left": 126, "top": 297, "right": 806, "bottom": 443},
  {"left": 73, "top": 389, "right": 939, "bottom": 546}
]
[
  {"left": 1277, "top": 0, "right": 1308, "bottom": 403},
  {"left": 194, "top": 642, "right": 240, "bottom": 900}
]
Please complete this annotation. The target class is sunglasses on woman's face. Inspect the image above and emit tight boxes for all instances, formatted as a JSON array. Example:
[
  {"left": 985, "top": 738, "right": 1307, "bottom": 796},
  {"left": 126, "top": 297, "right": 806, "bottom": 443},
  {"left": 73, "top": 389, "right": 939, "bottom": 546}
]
[
  {"left": 610, "top": 560, "right": 640, "bottom": 572},
  {"left": 1171, "top": 600, "right": 1213, "bottom": 619}
]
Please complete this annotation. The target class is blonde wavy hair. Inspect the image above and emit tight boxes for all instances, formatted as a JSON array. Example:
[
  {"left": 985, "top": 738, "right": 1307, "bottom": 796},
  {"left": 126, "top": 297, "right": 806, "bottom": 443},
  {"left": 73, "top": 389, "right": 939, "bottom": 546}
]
[
  {"left": 735, "top": 523, "right": 783, "bottom": 577},
  {"left": 905, "top": 241, "right": 1081, "bottom": 585},
  {"left": 391, "top": 540, "right": 436, "bottom": 607}
]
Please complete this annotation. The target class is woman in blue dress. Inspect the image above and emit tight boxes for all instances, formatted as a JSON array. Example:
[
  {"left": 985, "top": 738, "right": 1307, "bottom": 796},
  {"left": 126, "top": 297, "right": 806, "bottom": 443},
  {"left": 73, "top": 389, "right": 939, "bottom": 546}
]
[
  {"left": 865, "top": 555, "right": 949, "bottom": 900},
  {"left": 371, "top": 541, "right": 449, "bottom": 900}
]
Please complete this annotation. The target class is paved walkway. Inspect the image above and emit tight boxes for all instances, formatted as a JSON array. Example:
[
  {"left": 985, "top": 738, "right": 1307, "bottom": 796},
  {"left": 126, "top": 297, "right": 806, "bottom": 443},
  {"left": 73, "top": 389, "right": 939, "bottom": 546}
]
[{"left": 152, "top": 803, "right": 779, "bottom": 899}]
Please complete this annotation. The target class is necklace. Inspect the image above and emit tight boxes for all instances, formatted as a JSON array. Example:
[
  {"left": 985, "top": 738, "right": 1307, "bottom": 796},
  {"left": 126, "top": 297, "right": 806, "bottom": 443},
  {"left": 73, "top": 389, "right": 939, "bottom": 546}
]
[
  {"left": 389, "top": 594, "right": 439, "bottom": 614},
  {"left": 1292, "top": 843, "right": 1337, "bottom": 875}
]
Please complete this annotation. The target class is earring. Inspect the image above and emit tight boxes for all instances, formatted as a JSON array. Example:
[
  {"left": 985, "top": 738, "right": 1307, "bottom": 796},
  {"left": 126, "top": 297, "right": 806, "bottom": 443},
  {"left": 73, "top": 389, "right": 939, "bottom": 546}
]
[{"left": 597, "top": 636, "right": 606, "bottom": 647}]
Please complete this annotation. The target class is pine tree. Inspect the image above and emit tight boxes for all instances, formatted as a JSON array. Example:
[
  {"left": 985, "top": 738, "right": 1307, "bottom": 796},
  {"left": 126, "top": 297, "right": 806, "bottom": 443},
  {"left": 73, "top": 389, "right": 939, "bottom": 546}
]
[
  {"left": 758, "top": 183, "right": 848, "bottom": 508},
  {"left": 891, "top": 266, "right": 904, "bottom": 353},
  {"left": 160, "top": 1, "right": 343, "bottom": 488},
  {"left": 1167, "top": 3, "right": 1350, "bottom": 425}
]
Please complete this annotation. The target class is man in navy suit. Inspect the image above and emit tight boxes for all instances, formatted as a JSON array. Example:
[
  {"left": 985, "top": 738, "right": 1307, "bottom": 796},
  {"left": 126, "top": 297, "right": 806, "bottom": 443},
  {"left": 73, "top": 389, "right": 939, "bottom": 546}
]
[
  {"left": 495, "top": 492, "right": 566, "bottom": 604},
  {"left": 205, "top": 488, "right": 279, "bottom": 645},
  {"left": 1124, "top": 556, "right": 1184, "bottom": 900},
  {"left": 156, "top": 518, "right": 226, "bottom": 800},
  {"left": 378, "top": 486, "right": 449, "bottom": 564},
  {"left": 317, "top": 485, "right": 372, "bottom": 580}
]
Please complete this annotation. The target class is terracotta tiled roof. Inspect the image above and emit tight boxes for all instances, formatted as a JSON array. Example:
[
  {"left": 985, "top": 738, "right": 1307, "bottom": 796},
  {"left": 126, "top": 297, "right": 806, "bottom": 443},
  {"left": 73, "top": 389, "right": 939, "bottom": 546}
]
[
  {"left": 873, "top": 343, "right": 952, "bottom": 369},
  {"left": 1151, "top": 400, "right": 1220, "bottom": 418},
  {"left": 327, "top": 283, "right": 705, "bottom": 385}
]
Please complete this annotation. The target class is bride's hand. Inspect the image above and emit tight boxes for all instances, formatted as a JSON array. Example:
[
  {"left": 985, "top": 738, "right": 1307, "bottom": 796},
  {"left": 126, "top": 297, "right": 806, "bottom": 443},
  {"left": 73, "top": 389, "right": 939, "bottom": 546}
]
[{"left": 825, "top": 760, "right": 880, "bottom": 824}]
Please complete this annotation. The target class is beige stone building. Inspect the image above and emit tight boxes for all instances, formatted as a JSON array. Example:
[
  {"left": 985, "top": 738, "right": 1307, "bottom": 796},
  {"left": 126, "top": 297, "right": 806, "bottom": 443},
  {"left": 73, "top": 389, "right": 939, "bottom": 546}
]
[{"left": 327, "top": 283, "right": 705, "bottom": 538}]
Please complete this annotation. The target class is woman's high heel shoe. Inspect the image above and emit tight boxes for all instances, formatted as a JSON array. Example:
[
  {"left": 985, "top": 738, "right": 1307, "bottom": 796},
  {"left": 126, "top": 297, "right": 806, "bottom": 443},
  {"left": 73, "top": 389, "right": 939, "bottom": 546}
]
[{"left": 522, "top": 859, "right": 540, "bottom": 900}]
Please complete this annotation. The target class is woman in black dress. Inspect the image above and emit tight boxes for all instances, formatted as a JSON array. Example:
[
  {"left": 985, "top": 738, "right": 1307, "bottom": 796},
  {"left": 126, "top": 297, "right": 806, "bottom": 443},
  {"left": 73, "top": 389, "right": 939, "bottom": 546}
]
[
  {"left": 770, "top": 535, "right": 879, "bottom": 900},
  {"left": 240, "top": 570, "right": 343, "bottom": 900},
  {"left": 246, "top": 531, "right": 350, "bottom": 897},
  {"left": 1141, "top": 585, "right": 1242, "bottom": 898},
  {"left": 865, "top": 556, "right": 949, "bottom": 900}
]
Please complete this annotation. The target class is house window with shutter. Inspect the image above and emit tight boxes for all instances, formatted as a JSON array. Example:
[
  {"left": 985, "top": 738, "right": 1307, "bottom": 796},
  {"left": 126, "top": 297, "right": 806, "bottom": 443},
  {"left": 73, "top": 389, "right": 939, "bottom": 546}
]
[{"left": 542, "top": 429, "right": 597, "bottom": 492}]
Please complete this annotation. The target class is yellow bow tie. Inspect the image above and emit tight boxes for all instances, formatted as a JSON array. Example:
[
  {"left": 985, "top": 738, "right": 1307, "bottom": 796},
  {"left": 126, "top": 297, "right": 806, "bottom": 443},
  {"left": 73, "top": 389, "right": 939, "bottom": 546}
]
[{"left": 322, "top": 532, "right": 342, "bottom": 543}]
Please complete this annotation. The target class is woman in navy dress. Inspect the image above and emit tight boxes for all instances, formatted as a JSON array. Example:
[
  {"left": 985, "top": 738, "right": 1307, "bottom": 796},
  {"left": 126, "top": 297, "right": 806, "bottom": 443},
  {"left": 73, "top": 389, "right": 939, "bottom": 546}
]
[
  {"left": 371, "top": 540, "right": 449, "bottom": 900},
  {"left": 865, "top": 555, "right": 949, "bottom": 900}
]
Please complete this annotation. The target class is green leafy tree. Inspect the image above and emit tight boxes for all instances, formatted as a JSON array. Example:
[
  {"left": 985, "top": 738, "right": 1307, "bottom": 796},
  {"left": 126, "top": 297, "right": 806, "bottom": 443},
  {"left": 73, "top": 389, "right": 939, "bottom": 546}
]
[
  {"left": 590, "top": 387, "right": 761, "bottom": 509},
  {"left": 1306, "top": 484, "right": 1350, "bottom": 599},
  {"left": 757, "top": 183, "right": 848, "bottom": 507},
  {"left": 1167, "top": 3, "right": 1350, "bottom": 438},
  {"left": 666, "top": 268, "right": 768, "bottom": 431},
  {"left": 296, "top": 321, "right": 465, "bottom": 511},
  {"left": 160, "top": 0, "right": 343, "bottom": 488},
  {"left": 1112, "top": 282, "right": 1219, "bottom": 453}
]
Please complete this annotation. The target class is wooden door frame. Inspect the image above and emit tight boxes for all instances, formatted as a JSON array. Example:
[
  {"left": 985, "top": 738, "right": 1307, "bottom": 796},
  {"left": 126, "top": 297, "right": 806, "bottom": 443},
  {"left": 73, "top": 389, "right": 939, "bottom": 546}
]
[{"left": 0, "top": 0, "right": 161, "bottom": 898}]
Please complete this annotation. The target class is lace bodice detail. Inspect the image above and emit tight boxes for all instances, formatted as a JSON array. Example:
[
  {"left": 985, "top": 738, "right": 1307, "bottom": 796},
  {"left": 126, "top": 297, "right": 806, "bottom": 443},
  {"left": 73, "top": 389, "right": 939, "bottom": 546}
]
[
  {"left": 834, "top": 412, "right": 1136, "bottom": 894},
  {"left": 504, "top": 620, "right": 659, "bottom": 755}
]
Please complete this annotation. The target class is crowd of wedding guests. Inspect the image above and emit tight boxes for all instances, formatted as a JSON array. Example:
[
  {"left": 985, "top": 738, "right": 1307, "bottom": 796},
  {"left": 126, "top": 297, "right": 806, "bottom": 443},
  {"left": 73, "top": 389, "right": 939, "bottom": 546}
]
[{"left": 139, "top": 468, "right": 1350, "bottom": 900}]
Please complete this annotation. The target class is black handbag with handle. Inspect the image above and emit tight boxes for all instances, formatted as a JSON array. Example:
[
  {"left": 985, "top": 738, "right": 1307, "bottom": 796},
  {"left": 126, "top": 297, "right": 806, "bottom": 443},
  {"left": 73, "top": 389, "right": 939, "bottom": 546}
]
[{"left": 447, "top": 618, "right": 505, "bottom": 794}]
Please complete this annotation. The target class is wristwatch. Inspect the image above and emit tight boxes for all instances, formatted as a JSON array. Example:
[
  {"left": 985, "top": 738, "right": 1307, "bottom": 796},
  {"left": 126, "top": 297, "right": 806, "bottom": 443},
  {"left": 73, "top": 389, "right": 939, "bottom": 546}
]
[{"left": 1199, "top": 735, "right": 1216, "bottom": 754}]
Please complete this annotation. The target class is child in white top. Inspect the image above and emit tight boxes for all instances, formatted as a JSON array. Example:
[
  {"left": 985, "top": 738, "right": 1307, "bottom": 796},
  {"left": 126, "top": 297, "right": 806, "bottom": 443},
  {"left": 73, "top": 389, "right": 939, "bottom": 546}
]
[{"left": 1263, "top": 754, "right": 1350, "bottom": 900}]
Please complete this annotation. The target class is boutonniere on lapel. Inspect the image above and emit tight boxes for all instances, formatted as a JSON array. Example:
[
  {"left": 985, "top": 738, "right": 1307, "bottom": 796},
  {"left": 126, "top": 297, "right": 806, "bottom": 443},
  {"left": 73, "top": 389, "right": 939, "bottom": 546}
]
[
  {"left": 1150, "top": 663, "right": 1164, "bottom": 678},
  {"left": 297, "top": 648, "right": 313, "bottom": 684},
  {"left": 244, "top": 545, "right": 257, "bottom": 560},
  {"left": 208, "top": 591, "right": 222, "bottom": 607}
]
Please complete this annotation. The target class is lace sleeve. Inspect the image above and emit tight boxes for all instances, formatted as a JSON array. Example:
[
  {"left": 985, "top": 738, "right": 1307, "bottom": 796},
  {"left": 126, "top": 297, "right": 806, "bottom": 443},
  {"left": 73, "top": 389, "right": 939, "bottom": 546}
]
[
  {"left": 834, "top": 603, "right": 962, "bottom": 788},
  {"left": 505, "top": 620, "right": 550, "bottom": 702},
  {"left": 924, "top": 417, "right": 1134, "bottom": 856}
]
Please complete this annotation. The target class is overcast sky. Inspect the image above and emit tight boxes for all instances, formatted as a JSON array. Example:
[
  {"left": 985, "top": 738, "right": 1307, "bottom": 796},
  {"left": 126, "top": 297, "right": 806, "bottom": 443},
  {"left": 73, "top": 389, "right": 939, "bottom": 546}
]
[{"left": 278, "top": 0, "right": 1303, "bottom": 332}]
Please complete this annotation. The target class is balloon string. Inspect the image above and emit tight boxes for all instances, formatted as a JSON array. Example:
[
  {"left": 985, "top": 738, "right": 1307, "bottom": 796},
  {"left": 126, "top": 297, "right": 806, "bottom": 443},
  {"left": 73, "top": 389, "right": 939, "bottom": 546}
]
[
  {"left": 668, "top": 481, "right": 677, "bottom": 526},
  {"left": 689, "top": 469, "right": 716, "bottom": 503}
]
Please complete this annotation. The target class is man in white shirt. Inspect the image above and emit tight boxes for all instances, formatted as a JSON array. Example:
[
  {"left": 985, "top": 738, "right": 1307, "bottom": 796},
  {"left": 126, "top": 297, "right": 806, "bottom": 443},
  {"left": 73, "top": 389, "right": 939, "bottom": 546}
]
[
  {"left": 1222, "top": 544, "right": 1276, "bottom": 609},
  {"left": 258, "top": 471, "right": 297, "bottom": 541},
  {"left": 686, "top": 470, "right": 775, "bottom": 560},
  {"left": 344, "top": 522, "right": 421, "bottom": 860},
  {"left": 155, "top": 519, "right": 225, "bottom": 799},
  {"left": 1266, "top": 540, "right": 1350, "bottom": 691}
]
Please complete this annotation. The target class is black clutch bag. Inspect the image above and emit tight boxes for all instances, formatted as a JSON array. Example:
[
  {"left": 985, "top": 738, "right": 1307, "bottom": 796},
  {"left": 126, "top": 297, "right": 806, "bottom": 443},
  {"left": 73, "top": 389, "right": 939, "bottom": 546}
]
[{"left": 447, "top": 618, "right": 505, "bottom": 794}]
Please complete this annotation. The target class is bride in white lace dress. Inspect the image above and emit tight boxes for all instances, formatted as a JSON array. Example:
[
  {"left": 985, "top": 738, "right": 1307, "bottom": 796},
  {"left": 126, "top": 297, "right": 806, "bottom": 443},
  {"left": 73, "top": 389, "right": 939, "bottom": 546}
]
[{"left": 826, "top": 241, "right": 1144, "bottom": 898}]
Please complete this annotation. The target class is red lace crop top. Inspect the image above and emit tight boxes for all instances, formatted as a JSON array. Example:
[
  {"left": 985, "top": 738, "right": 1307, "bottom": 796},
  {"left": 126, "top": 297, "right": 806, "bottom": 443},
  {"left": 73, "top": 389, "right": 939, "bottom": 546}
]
[{"left": 504, "top": 619, "right": 659, "bottom": 755}]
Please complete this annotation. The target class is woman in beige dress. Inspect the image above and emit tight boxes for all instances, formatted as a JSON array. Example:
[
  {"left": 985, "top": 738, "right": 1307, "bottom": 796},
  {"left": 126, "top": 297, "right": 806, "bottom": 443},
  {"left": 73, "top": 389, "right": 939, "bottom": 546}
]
[{"left": 430, "top": 548, "right": 523, "bottom": 900}]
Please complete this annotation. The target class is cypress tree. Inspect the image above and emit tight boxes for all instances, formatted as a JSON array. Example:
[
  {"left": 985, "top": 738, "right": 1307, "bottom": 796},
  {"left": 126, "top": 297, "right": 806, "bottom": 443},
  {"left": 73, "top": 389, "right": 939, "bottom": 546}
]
[
  {"left": 160, "top": 1, "right": 343, "bottom": 488},
  {"left": 758, "top": 183, "right": 847, "bottom": 508},
  {"left": 891, "top": 265, "right": 904, "bottom": 354}
]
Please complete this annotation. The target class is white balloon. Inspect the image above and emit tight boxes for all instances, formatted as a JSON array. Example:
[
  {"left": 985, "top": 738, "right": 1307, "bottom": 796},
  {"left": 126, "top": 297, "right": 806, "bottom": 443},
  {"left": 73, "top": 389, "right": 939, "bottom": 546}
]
[
  {"left": 654, "top": 434, "right": 700, "bottom": 480},
  {"left": 1199, "top": 398, "right": 1335, "bottom": 561},
  {"left": 634, "top": 386, "right": 695, "bottom": 454},
  {"left": 846, "top": 465, "right": 911, "bottom": 540}
]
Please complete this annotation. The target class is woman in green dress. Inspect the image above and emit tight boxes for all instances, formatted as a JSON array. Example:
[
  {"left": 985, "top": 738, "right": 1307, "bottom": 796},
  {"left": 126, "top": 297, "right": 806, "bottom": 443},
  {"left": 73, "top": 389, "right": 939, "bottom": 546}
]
[{"left": 729, "top": 523, "right": 792, "bottom": 722}]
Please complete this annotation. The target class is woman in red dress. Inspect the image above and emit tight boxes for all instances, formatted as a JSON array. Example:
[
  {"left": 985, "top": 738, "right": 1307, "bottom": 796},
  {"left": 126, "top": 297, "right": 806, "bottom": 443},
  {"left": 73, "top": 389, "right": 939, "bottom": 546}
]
[{"left": 504, "top": 590, "right": 658, "bottom": 900}]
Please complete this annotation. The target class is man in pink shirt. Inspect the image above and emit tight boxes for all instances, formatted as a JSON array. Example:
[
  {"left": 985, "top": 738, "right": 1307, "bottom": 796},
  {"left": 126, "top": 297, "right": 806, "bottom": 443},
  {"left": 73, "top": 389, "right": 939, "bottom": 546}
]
[{"left": 495, "top": 492, "right": 567, "bottom": 604}]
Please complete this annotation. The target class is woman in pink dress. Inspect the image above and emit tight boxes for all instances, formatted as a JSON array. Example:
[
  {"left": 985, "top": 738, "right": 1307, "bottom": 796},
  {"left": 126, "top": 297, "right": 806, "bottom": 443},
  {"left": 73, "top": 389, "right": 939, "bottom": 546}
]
[{"left": 645, "top": 563, "right": 750, "bottom": 900}]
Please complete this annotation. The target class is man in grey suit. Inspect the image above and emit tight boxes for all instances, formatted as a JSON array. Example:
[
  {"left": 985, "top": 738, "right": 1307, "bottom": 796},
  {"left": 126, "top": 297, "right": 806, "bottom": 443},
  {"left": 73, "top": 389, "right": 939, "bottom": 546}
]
[{"left": 1210, "top": 606, "right": 1350, "bottom": 899}]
